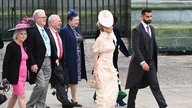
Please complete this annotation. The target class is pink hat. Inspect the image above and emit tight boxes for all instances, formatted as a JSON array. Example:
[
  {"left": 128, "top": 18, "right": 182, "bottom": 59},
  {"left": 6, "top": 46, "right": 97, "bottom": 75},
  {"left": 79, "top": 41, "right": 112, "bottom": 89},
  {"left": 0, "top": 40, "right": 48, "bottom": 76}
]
[{"left": 8, "top": 23, "right": 33, "bottom": 32}]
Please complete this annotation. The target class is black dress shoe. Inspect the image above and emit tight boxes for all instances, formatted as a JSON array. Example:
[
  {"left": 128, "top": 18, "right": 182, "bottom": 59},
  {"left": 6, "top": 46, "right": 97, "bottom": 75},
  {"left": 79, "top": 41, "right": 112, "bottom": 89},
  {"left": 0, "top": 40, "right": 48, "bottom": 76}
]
[
  {"left": 62, "top": 102, "right": 77, "bottom": 108},
  {"left": 117, "top": 99, "right": 127, "bottom": 106},
  {"left": 71, "top": 99, "right": 83, "bottom": 107}
]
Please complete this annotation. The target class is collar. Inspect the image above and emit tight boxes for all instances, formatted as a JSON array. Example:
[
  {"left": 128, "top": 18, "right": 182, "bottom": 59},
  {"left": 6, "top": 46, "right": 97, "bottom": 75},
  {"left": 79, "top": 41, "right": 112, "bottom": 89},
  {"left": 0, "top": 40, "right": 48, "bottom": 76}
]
[
  {"left": 36, "top": 24, "right": 44, "bottom": 31},
  {"left": 100, "top": 32, "right": 112, "bottom": 39},
  {"left": 49, "top": 27, "right": 57, "bottom": 33},
  {"left": 141, "top": 20, "right": 149, "bottom": 28}
]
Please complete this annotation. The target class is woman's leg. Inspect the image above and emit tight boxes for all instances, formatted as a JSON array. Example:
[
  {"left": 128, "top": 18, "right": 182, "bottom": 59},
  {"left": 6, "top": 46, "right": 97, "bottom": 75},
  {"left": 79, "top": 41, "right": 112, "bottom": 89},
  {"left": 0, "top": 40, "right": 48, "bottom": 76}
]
[
  {"left": 70, "top": 84, "right": 82, "bottom": 107},
  {"left": 70, "top": 84, "right": 77, "bottom": 101},
  {"left": 7, "top": 93, "right": 17, "bottom": 108},
  {"left": 17, "top": 94, "right": 26, "bottom": 108}
]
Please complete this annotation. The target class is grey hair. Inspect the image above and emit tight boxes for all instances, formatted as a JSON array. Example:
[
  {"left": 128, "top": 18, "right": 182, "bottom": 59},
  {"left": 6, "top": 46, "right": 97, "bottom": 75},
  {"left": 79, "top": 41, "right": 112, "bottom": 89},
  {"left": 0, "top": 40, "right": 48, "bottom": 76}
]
[
  {"left": 48, "top": 14, "right": 58, "bottom": 25},
  {"left": 12, "top": 30, "right": 18, "bottom": 41},
  {"left": 33, "top": 9, "right": 45, "bottom": 20}
]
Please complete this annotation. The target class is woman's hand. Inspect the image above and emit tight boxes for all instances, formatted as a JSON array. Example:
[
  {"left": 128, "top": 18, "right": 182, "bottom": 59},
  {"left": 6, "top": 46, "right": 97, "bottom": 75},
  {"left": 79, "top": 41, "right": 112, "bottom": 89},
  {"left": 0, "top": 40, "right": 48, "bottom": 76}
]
[
  {"left": 2, "top": 78, "right": 7, "bottom": 83},
  {"left": 93, "top": 71, "right": 99, "bottom": 80}
]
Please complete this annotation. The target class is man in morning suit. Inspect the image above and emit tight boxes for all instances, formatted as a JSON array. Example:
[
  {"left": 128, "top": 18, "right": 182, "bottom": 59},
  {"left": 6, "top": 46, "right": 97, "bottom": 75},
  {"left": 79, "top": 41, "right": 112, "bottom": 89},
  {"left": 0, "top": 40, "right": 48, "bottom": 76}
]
[
  {"left": 48, "top": 14, "right": 77, "bottom": 108},
  {"left": 125, "top": 8, "right": 167, "bottom": 108},
  {"left": 25, "top": 9, "right": 58, "bottom": 108}
]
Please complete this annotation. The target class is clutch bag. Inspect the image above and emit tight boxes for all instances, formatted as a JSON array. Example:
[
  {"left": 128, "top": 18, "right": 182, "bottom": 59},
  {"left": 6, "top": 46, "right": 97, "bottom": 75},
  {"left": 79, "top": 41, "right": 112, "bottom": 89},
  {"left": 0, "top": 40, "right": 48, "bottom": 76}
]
[{"left": 89, "top": 79, "right": 101, "bottom": 89}]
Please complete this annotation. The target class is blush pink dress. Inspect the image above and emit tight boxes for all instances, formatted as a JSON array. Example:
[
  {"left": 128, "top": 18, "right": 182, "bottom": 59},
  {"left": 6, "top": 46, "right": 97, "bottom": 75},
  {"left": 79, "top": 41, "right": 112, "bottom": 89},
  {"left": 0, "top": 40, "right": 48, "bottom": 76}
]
[
  {"left": 93, "top": 32, "right": 119, "bottom": 108},
  {"left": 12, "top": 44, "right": 28, "bottom": 95}
]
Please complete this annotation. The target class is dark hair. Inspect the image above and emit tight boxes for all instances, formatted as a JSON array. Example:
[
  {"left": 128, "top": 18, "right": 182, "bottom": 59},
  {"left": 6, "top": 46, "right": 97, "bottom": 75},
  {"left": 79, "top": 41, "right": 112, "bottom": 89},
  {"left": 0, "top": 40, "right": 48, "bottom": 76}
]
[
  {"left": 141, "top": 7, "right": 152, "bottom": 15},
  {"left": 67, "top": 9, "right": 78, "bottom": 21},
  {"left": 113, "top": 15, "right": 118, "bottom": 24}
]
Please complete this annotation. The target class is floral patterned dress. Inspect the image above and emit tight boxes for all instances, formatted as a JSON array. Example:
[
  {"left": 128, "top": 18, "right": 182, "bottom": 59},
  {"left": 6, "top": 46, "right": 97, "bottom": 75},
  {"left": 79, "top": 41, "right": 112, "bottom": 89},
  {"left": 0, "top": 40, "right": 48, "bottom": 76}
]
[{"left": 73, "top": 29, "right": 83, "bottom": 81}]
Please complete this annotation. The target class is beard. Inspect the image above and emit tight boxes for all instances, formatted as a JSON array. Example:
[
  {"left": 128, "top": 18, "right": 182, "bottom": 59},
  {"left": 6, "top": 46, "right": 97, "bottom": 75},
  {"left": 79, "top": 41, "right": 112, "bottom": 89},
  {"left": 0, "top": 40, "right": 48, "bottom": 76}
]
[{"left": 143, "top": 20, "right": 152, "bottom": 24}]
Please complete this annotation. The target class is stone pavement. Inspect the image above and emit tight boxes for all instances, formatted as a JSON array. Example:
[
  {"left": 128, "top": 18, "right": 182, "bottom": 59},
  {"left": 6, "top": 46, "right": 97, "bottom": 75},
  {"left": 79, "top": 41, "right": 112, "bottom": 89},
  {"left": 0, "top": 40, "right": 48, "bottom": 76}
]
[
  {"left": 1, "top": 55, "right": 192, "bottom": 108},
  {"left": 0, "top": 40, "right": 192, "bottom": 108}
]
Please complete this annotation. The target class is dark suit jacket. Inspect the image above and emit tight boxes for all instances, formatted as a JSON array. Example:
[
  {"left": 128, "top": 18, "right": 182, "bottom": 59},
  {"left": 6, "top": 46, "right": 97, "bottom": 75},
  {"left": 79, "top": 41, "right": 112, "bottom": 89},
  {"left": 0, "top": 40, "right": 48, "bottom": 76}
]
[
  {"left": 59, "top": 24, "right": 87, "bottom": 84},
  {"left": 25, "top": 25, "right": 58, "bottom": 84},
  {"left": 0, "top": 37, "right": 4, "bottom": 49},
  {"left": 2, "top": 41, "right": 26, "bottom": 84},
  {"left": 95, "top": 28, "right": 131, "bottom": 71},
  {"left": 125, "top": 23, "right": 157, "bottom": 89}
]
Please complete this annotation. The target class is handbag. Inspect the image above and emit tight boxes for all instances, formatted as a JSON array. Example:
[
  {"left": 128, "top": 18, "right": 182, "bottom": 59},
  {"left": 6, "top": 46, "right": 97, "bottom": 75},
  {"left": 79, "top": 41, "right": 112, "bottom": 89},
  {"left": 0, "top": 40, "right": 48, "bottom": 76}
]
[
  {"left": 89, "top": 79, "right": 101, "bottom": 89},
  {"left": 0, "top": 80, "right": 9, "bottom": 105},
  {"left": 0, "top": 93, "right": 7, "bottom": 105},
  {"left": 117, "top": 90, "right": 127, "bottom": 100}
]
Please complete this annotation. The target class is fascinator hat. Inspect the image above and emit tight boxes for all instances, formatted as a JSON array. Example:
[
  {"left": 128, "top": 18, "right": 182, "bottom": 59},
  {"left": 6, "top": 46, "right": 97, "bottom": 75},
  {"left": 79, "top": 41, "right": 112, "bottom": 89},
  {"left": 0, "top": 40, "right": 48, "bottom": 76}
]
[
  {"left": 67, "top": 9, "right": 78, "bottom": 21},
  {"left": 68, "top": 9, "right": 77, "bottom": 17},
  {"left": 98, "top": 10, "right": 114, "bottom": 27},
  {"left": 8, "top": 16, "right": 34, "bottom": 32}
]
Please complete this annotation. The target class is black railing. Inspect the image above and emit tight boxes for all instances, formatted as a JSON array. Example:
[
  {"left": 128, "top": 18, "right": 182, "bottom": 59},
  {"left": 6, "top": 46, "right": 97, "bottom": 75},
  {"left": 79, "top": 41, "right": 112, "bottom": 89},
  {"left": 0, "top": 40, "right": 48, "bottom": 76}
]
[{"left": 0, "top": 0, "right": 131, "bottom": 40}]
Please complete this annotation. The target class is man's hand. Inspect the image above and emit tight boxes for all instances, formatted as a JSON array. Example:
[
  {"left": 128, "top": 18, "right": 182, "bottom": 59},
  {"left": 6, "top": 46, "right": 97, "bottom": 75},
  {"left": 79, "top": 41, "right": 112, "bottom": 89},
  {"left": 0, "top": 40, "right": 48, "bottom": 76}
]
[
  {"left": 127, "top": 56, "right": 131, "bottom": 62},
  {"left": 141, "top": 62, "right": 150, "bottom": 71},
  {"left": 31, "top": 64, "right": 38, "bottom": 73},
  {"left": 55, "top": 59, "right": 59, "bottom": 66}
]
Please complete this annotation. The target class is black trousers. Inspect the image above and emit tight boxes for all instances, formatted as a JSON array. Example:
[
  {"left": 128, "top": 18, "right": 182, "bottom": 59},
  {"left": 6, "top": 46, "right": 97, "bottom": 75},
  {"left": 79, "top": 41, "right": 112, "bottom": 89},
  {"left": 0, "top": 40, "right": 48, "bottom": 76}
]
[
  {"left": 127, "top": 62, "right": 167, "bottom": 108},
  {"left": 55, "top": 83, "right": 73, "bottom": 108}
]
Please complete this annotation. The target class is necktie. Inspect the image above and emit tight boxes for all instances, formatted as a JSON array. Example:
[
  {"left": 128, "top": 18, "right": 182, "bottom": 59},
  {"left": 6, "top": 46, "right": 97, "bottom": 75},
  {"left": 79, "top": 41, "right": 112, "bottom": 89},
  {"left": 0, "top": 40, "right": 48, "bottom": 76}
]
[
  {"left": 41, "top": 29, "right": 49, "bottom": 41},
  {"left": 56, "top": 31, "right": 63, "bottom": 59},
  {"left": 41, "top": 28, "right": 51, "bottom": 56},
  {"left": 146, "top": 26, "right": 151, "bottom": 37}
]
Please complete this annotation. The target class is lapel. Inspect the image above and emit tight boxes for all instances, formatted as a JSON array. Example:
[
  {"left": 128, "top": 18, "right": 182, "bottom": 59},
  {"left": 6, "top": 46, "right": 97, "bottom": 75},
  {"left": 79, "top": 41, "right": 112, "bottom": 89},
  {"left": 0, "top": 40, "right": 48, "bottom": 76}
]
[
  {"left": 44, "top": 27, "right": 53, "bottom": 42},
  {"left": 149, "top": 25, "right": 155, "bottom": 39},
  {"left": 45, "top": 27, "right": 57, "bottom": 49},
  {"left": 34, "top": 25, "right": 45, "bottom": 45},
  {"left": 67, "top": 24, "right": 76, "bottom": 38},
  {"left": 66, "top": 24, "right": 77, "bottom": 43}
]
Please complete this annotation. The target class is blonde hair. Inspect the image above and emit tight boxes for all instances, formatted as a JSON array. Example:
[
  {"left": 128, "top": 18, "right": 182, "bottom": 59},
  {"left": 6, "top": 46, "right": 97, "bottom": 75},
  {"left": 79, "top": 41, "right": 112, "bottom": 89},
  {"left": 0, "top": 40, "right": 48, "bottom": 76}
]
[
  {"left": 12, "top": 30, "right": 18, "bottom": 41},
  {"left": 12, "top": 29, "right": 27, "bottom": 41},
  {"left": 97, "top": 21, "right": 105, "bottom": 32}
]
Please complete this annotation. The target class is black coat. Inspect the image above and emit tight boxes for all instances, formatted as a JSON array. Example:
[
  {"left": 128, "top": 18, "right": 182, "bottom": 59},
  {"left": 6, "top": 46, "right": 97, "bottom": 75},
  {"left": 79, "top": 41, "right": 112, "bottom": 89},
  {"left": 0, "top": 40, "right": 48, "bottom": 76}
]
[
  {"left": 0, "top": 38, "right": 4, "bottom": 49},
  {"left": 2, "top": 41, "right": 27, "bottom": 84},
  {"left": 25, "top": 25, "right": 58, "bottom": 84},
  {"left": 125, "top": 23, "right": 158, "bottom": 89}
]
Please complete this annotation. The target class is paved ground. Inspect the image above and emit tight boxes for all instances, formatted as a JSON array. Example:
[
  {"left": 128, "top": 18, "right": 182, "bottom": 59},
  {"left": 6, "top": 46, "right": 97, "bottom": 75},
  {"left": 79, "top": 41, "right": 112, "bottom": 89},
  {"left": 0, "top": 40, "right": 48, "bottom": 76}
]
[{"left": 1, "top": 53, "right": 192, "bottom": 107}]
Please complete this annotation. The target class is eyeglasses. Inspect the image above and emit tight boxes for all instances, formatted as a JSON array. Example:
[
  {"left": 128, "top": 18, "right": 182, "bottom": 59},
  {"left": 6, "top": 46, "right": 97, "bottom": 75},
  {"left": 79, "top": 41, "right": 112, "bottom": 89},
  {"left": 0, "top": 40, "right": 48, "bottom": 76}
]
[{"left": 38, "top": 17, "right": 47, "bottom": 19}]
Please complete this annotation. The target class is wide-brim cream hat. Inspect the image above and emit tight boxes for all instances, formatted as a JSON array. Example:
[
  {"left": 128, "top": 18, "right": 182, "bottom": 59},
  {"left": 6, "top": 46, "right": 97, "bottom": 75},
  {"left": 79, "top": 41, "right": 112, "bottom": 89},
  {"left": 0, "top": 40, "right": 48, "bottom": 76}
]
[{"left": 98, "top": 10, "right": 114, "bottom": 27}]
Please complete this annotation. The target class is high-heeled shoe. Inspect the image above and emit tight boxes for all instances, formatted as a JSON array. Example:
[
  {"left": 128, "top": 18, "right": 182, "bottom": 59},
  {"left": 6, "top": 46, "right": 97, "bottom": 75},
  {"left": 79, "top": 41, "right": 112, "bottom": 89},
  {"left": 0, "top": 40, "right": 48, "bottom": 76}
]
[{"left": 117, "top": 99, "right": 127, "bottom": 106}]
